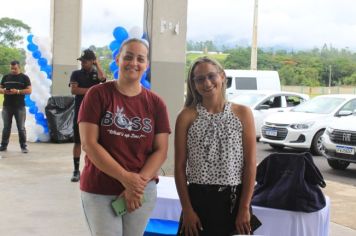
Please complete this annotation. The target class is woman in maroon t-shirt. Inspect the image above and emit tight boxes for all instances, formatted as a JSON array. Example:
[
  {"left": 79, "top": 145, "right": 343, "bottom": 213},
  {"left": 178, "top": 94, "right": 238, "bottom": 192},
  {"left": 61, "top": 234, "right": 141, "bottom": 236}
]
[{"left": 78, "top": 38, "right": 171, "bottom": 236}]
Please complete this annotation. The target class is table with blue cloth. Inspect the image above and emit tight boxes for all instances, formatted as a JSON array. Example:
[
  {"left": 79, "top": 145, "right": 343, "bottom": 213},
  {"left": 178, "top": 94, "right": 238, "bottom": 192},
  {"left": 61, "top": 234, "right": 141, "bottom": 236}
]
[{"left": 145, "top": 176, "right": 330, "bottom": 236}]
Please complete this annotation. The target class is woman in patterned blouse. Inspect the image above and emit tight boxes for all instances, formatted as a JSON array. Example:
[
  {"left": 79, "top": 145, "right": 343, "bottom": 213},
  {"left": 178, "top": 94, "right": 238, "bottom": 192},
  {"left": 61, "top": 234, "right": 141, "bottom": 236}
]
[{"left": 174, "top": 57, "right": 257, "bottom": 236}]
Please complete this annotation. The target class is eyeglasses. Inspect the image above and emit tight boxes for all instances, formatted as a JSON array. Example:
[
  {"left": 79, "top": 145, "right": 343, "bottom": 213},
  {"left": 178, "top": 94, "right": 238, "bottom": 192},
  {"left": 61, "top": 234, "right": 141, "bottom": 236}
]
[{"left": 193, "top": 72, "right": 220, "bottom": 84}]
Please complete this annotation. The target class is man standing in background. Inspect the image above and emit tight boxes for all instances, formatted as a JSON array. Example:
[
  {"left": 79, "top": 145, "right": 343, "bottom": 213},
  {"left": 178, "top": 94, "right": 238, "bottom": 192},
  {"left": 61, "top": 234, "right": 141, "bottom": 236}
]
[
  {"left": 0, "top": 60, "right": 32, "bottom": 153},
  {"left": 69, "top": 49, "right": 106, "bottom": 182}
]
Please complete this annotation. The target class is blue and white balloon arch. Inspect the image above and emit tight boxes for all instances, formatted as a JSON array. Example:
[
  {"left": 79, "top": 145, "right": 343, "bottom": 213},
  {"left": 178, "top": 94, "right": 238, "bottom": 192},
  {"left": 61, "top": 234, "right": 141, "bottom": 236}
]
[
  {"left": 24, "top": 34, "right": 52, "bottom": 142},
  {"left": 23, "top": 26, "right": 149, "bottom": 142},
  {"left": 108, "top": 26, "right": 151, "bottom": 89}
]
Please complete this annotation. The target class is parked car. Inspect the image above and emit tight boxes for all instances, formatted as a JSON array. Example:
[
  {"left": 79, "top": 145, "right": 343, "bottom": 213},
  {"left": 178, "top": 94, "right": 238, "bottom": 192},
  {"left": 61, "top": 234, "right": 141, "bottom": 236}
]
[
  {"left": 229, "top": 91, "right": 309, "bottom": 138},
  {"left": 260, "top": 94, "right": 356, "bottom": 156},
  {"left": 321, "top": 112, "right": 356, "bottom": 170}
]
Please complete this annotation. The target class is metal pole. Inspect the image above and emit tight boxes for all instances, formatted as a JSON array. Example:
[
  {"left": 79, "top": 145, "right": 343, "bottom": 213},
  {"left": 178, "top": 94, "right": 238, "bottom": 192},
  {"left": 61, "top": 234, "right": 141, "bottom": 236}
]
[
  {"left": 250, "top": 0, "right": 258, "bottom": 70},
  {"left": 328, "top": 65, "right": 332, "bottom": 94}
]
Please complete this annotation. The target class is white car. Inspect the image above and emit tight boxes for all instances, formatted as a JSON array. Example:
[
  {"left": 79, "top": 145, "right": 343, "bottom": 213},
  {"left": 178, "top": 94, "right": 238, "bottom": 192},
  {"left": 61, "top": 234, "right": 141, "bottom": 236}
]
[
  {"left": 321, "top": 113, "right": 356, "bottom": 170},
  {"left": 229, "top": 91, "right": 309, "bottom": 138},
  {"left": 260, "top": 94, "right": 356, "bottom": 156}
]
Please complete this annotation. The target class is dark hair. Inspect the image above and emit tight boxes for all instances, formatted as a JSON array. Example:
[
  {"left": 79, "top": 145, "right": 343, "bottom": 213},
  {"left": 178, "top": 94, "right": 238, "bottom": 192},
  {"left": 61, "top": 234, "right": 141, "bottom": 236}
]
[
  {"left": 10, "top": 60, "right": 20, "bottom": 66},
  {"left": 185, "top": 56, "right": 227, "bottom": 107}
]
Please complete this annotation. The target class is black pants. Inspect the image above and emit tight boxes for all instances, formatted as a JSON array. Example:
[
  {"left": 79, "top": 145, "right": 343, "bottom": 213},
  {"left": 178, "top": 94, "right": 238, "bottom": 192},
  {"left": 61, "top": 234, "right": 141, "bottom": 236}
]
[
  {"left": 73, "top": 106, "right": 80, "bottom": 144},
  {"left": 178, "top": 184, "right": 243, "bottom": 236},
  {"left": 1, "top": 106, "right": 27, "bottom": 148}
]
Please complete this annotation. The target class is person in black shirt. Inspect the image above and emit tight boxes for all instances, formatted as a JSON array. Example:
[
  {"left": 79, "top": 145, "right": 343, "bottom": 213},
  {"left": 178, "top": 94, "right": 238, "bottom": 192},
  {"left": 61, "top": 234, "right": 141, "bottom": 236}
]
[
  {"left": 0, "top": 60, "right": 32, "bottom": 153},
  {"left": 69, "top": 49, "right": 106, "bottom": 182}
]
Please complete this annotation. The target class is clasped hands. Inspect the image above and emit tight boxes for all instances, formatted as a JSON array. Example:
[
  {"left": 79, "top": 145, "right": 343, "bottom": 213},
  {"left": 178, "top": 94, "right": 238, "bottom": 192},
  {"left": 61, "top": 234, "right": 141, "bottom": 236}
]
[
  {"left": 120, "top": 172, "right": 148, "bottom": 213},
  {"left": 4, "top": 89, "right": 19, "bottom": 95}
]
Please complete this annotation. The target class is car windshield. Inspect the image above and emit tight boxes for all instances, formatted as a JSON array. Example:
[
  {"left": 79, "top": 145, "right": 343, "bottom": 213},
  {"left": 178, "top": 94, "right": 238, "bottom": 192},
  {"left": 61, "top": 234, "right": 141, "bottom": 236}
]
[
  {"left": 292, "top": 97, "right": 345, "bottom": 114},
  {"left": 231, "top": 94, "right": 266, "bottom": 106}
]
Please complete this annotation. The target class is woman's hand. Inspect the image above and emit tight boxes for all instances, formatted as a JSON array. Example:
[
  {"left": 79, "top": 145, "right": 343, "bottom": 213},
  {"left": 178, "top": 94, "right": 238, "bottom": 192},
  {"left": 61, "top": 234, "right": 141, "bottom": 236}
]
[
  {"left": 121, "top": 172, "right": 147, "bottom": 196},
  {"left": 122, "top": 190, "right": 144, "bottom": 212},
  {"left": 120, "top": 172, "right": 147, "bottom": 212},
  {"left": 181, "top": 209, "right": 203, "bottom": 236},
  {"left": 235, "top": 207, "right": 251, "bottom": 235}
]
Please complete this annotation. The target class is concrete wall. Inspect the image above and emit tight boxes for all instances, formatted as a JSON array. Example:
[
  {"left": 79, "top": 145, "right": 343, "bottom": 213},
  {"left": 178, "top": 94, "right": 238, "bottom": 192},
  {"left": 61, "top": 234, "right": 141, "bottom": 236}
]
[
  {"left": 50, "top": 0, "right": 82, "bottom": 96},
  {"left": 144, "top": 0, "right": 187, "bottom": 163}
]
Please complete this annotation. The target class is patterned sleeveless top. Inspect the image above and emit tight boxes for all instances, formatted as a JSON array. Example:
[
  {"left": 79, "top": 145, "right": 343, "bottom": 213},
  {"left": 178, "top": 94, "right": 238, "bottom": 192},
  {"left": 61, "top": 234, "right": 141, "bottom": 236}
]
[{"left": 186, "top": 102, "right": 244, "bottom": 186}]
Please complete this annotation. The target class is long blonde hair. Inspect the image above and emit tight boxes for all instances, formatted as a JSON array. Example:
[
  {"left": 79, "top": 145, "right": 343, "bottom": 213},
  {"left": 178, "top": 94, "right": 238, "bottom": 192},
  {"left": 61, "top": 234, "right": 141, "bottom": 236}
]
[{"left": 185, "top": 57, "right": 227, "bottom": 107}]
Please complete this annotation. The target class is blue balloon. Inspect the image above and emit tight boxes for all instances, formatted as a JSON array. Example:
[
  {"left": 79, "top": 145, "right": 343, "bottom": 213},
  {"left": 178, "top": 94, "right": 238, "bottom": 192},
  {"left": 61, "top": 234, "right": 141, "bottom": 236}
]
[
  {"left": 29, "top": 106, "right": 38, "bottom": 114},
  {"left": 141, "top": 79, "right": 151, "bottom": 89},
  {"left": 25, "top": 95, "right": 30, "bottom": 103},
  {"left": 113, "top": 26, "right": 129, "bottom": 43},
  {"left": 141, "top": 68, "right": 151, "bottom": 83},
  {"left": 25, "top": 96, "right": 35, "bottom": 107},
  {"left": 35, "top": 113, "right": 45, "bottom": 121},
  {"left": 27, "top": 34, "right": 34, "bottom": 43},
  {"left": 109, "top": 61, "right": 118, "bottom": 72},
  {"left": 112, "top": 48, "right": 119, "bottom": 60},
  {"left": 109, "top": 40, "right": 120, "bottom": 51},
  {"left": 47, "top": 72, "right": 52, "bottom": 79},
  {"left": 113, "top": 69, "right": 119, "bottom": 79},
  {"left": 38, "top": 58, "right": 48, "bottom": 67},
  {"left": 32, "top": 50, "right": 41, "bottom": 59},
  {"left": 27, "top": 43, "right": 38, "bottom": 52},
  {"left": 40, "top": 120, "right": 47, "bottom": 127},
  {"left": 142, "top": 32, "right": 148, "bottom": 40},
  {"left": 140, "top": 71, "right": 147, "bottom": 82}
]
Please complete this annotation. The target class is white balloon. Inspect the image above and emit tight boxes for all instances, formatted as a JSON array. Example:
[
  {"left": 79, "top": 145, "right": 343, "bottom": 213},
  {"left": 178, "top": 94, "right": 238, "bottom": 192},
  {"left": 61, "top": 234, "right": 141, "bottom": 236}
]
[
  {"left": 27, "top": 131, "right": 37, "bottom": 142},
  {"left": 37, "top": 133, "right": 50, "bottom": 142},
  {"left": 24, "top": 65, "right": 32, "bottom": 74},
  {"left": 32, "top": 36, "right": 41, "bottom": 45},
  {"left": 129, "top": 26, "right": 143, "bottom": 38},
  {"left": 35, "top": 125, "right": 44, "bottom": 134},
  {"left": 30, "top": 93, "right": 39, "bottom": 102},
  {"left": 42, "top": 78, "right": 52, "bottom": 87},
  {"left": 41, "top": 51, "right": 52, "bottom": 62},
  {"left": 39, "top": 71, "right": 47, "bottom": 81}
]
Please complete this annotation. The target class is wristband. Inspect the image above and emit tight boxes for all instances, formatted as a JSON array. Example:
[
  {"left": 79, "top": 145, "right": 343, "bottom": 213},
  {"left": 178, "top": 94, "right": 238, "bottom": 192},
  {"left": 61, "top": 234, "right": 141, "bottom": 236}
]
[{"left": 17, "top": 90, "right": 20, "bottom": 95}]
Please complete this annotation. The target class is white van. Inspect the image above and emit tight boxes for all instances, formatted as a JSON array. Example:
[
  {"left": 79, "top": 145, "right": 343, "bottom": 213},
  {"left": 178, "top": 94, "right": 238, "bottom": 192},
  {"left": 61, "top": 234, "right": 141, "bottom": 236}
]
[{"left": 225, "top": 70, "right": 281, "bottom": 100}]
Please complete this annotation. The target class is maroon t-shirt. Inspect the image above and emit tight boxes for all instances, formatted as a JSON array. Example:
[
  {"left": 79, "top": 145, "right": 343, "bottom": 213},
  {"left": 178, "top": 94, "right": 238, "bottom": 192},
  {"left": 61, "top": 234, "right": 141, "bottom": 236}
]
[{"left": 78, "top": 81, "right": 171, "bottom": 195}]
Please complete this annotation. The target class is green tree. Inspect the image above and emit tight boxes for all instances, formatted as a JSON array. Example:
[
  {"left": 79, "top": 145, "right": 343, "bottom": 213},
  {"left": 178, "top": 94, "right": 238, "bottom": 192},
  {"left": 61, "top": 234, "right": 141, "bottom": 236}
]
[
  {"left": 224, "top": 47, "right": 251, "bottom": 69},
  {"left": 343, "top": 73, "right": 356, "bottom": 85},
  {"left": 0, "top": 17, "right": 31, "bottom": 47},
  {"left": 0, "top": 45, "right": 23, "bottom": 77}
]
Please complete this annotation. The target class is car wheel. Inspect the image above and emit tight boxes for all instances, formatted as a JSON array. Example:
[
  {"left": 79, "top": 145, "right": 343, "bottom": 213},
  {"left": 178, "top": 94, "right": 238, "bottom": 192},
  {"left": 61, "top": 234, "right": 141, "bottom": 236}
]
[
  {"left": 311, "top": 130, "right": 325, "bottom": 156},
  {"left": 269, "top": 144, "right": 284, "bottom": 151},
  {"left": 327, "top": 159, "right": 350, "bottom": 170}
]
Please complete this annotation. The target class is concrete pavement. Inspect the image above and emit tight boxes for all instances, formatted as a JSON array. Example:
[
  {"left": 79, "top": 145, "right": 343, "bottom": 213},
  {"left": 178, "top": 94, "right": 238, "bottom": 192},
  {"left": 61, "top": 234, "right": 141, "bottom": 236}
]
[{"left": 0, "top": 135, "right": 356, "bottom": 236}]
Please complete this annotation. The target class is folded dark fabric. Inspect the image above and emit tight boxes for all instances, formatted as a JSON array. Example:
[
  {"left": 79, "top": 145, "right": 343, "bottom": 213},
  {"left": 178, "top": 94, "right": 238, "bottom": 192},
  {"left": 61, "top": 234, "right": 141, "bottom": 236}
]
[{"left": 252, "top": 152, "right": 326, "bottom": 212}]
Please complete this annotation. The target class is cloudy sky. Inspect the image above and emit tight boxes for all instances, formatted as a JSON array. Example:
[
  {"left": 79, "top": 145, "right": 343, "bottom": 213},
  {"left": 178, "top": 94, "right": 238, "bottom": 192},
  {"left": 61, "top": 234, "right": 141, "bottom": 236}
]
[{"left": 1, "top": 0, "right": 356, "bottom": 51}]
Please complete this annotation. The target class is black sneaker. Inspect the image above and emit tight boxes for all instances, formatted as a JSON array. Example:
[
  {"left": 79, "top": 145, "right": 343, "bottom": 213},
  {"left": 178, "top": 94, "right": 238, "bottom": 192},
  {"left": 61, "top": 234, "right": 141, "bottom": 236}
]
[
  {"left": 21, "top": 147, "right": 29, "bottom": 153},
  {"left": 71, "top": 170, "right": 80, "bottom": 182},
  {"left": 0, "top": 146, "right": 7, "bottom": 151}
]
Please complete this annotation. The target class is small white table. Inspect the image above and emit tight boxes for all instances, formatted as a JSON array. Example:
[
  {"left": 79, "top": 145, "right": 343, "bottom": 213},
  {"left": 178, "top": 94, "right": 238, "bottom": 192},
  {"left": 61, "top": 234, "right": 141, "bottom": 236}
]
[{"left": 150, "top": 176, "right": 330, "bottom": 236}]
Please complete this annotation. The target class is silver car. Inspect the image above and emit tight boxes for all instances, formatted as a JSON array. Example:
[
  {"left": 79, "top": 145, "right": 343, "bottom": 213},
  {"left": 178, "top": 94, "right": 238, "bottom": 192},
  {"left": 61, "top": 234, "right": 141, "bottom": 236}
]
[
  {"left": 322, "top": 112, "right": 356, "bottom": 170},
  {"left": 229, "top": 90, "right": 309, "bottom": 139}
]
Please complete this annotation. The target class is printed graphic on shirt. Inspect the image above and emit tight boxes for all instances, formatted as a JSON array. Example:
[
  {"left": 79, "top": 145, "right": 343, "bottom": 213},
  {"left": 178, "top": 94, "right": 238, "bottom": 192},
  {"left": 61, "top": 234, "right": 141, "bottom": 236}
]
[{"left": 101, "top": 106, "right": 152, "bottom": 139}]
